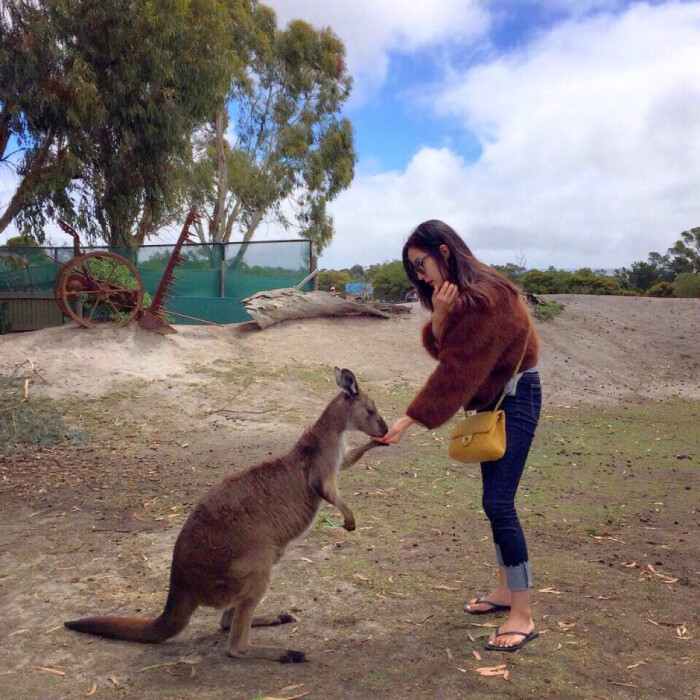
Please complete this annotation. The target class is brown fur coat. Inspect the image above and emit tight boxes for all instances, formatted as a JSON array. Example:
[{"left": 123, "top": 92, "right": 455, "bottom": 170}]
[{"left": 406, "top": 283, "right": 539, "bottom": 429}]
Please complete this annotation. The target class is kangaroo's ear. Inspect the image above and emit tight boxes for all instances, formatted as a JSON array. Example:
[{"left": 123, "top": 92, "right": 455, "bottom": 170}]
[{"left": 334, "top": 367, "right": 359, "bottom": 396}]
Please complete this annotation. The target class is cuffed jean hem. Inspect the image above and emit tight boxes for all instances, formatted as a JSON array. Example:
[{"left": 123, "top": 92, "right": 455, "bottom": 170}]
[
  {"left": 495, "top": 543, "right": 533, "bottom": 591},
  {"left": 504, "top": 561, "right": 533, "bottom": 591}
]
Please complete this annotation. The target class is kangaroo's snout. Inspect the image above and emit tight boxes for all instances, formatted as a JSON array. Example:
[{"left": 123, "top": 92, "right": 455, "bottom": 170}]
[
  {"left": 353, "top": 395, "right": 388, "bottom": 438},
  {"left": 334, "top": 367, "right": 389, "bottom": 440}
]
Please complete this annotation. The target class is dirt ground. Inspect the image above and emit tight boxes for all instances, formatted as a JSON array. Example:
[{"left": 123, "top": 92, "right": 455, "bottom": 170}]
[{"left": 0, "top": 294, "right": 698, "bottom": 699}]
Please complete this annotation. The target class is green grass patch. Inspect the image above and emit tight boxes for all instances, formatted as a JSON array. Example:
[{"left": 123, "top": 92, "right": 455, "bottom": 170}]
[
  {"left": 385, "top": 380, "right": 418, "bottom": 404},
  {"left": 186, "top": 360, "right": 257, "bottom": 384},
  {"left": 317, "top": 513, "right": 342, "bottom": 528},
  {"left": 60, "top": 379, "right": 153, "bottom": 439},
  {"left": 309, "top": 398, "right": 698, "bottom": 697},
  {"left": 532, "top": 299, "right": 564, "bottom": 321}
]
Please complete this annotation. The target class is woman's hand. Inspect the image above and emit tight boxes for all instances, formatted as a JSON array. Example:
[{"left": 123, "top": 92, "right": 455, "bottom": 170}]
[
  {"left": 379, "top": 415, "right": 414, "bottom": 444},
  {"left": 432, "top": 281, "right": 458, "bottom": 341},
  {"left": 432, "top": 281, "right": 458, "bottom": 316}
]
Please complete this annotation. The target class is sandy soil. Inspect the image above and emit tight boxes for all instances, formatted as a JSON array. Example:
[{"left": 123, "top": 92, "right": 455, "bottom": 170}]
[
  {"left": 0, "top": 294, "right": 698, "bottom": 699},
  {"left": 2, "top": 294, "right": 698, "bottom": 407}
]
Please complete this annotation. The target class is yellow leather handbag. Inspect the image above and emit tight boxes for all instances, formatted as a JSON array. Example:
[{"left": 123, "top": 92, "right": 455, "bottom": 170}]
[
  {"left": 448, "top": 408, "right": 506, "bottom": 463},
  {"left": 448, "top": 330, "right": 531, "bottom": 464}
]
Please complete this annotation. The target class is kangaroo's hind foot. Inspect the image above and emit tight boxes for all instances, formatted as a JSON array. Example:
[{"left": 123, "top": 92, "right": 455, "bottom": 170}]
[
  {"left": 225, "top": 597, "right": 306, "bottom": 663},
  {"left": 227, "top": 644, "right": 306, "bottom": 663},
  {"left": 220, "top": 608, "right": 295, "bottom": 631}
]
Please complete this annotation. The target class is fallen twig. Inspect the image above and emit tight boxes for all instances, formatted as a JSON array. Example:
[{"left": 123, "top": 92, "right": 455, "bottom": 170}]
[{"left": 35, "top": 666, "right": 66, "bottom": 676}]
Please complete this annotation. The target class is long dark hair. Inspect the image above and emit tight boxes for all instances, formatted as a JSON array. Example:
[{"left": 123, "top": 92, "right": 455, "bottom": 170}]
[{"left": 402, "top": 220, "right": 519, "bottom": 310}]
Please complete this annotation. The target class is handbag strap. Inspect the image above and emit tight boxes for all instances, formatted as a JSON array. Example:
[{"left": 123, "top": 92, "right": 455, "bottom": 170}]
[{"left": 493, "top": 328, "right": 532, "bottom": 412}]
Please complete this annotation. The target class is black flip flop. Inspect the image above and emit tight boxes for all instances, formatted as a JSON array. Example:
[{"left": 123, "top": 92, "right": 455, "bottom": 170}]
[
  {"left": 462, "top": 596, "right": 511, "bottom": 615},
  {"left": 484, "top": 628, "right": 539, "bottom": 652}
]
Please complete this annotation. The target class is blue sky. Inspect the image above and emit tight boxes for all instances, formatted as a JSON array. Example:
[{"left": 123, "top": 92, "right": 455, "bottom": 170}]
[
  {"left": 267, "top": 0, "right": 700, "bottom": 271},
  {"left": 2, "top": 0, "right": 700, "bottom": 273}
]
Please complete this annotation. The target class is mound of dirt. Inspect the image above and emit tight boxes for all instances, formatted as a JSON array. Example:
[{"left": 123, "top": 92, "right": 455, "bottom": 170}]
[{"left": 1, "top": 294, "right": 698, "bottom": 407}]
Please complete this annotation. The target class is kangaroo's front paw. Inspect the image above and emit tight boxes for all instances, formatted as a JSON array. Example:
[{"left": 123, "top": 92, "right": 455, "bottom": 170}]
[{"left": 343, "top": 517, "right": 356, "bottom": 532}]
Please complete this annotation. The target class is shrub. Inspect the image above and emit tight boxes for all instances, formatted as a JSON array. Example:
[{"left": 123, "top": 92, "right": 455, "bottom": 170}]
[
  {"left": 646, "top": 281, "right": 675, "bottom": 297},
  {"left": 372, "top": 260, "right": 411, "bottom": 301},
  {"left": 520, "top": 269, "right": 622, "bottom": 295},
  {"left": 520, "top": 270, "right": 557, "bottom": 294},
  {"left": 318, "top": 269, "right": 351, "bottom": 292},
  {"left": 532, "top": 299, "right": 564, "bottom": 321},
  {"left": 673, "top": 273, "right": 700, "bottom": 298},
  {"left": 567, "top": 274, "right": 619, "bottom": 295}
]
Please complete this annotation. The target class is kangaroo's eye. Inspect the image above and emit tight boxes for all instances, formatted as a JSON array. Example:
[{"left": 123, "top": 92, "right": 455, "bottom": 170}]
[{"left": 367, "top": 409, "right": 376, "bottom": 417}]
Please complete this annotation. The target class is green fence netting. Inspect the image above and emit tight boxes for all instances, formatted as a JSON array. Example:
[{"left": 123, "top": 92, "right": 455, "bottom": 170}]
[{"left": 0, "top": 239, "right": 312, "bottom": 325}]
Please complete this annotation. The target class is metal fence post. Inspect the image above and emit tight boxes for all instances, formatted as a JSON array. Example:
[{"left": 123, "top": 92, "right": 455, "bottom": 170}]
[
  {"left": 219, "top": 243, "right": 225, "bottom": 297},
  {"left": 310, "top": 241, "right": 318, "bottom": 291}
]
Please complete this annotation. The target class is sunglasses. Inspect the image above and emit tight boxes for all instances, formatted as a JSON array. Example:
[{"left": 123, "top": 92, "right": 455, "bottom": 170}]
[{"left": 411, "top": 253, "right": 430, "bottom": 274}]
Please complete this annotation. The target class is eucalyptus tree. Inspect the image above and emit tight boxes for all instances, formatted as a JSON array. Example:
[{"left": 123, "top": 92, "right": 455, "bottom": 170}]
[
  {"left": 371, "top": 260, "right": 411, "bottom": 302},
  {"left": 0, "top": 0, "right": 73, "bottom": 237},
  {"left": 667, "top": 227, "right": 700, "bottom": 275},
  {"left": 1, "top": 0, "right": 256, "bottom": 246},
  {"left": 190, "top": 14, "right": 356, "bottom": 260}
]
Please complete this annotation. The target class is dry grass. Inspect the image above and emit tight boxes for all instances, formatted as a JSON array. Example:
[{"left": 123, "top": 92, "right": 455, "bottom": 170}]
[{"left": 0, "top": 363, "right": 78, "bottom": 453}]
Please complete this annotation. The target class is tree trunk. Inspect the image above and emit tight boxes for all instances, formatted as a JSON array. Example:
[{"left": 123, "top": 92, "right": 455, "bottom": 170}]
[
  {"left": 134, "top": 202, "right": 154, "bottom": 247},
  {"left": 0, "top": 108, "right": 11, "bottom": 161},
  {"left": 194, "top": 217, "right": 207, "bottom": 244},
  {"left": 0, "top": 184, "right": 25, "bottom": 236},
  {"left": 227, "top": 210, "right": 264, "bottom": 271},
  {"left": 241, "top": 287, "right": 400, "bottom": 329},
  {"left": 0, "top": 133, "right": 54, "bottom": 235},
  {"left": 210, "top": 106, "right": 228, "bottom": 243},
  {"left": 223, "top": 197, "right": 241, "bottom": 242}
]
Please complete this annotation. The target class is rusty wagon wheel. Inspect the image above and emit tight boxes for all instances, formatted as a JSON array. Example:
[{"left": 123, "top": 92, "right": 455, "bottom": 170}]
[
  {"left": 53, "top": 267, "right": 69, "bottom": 316},
  {"left": 56, "top": 251, "right": 144, "bottom": 328}
]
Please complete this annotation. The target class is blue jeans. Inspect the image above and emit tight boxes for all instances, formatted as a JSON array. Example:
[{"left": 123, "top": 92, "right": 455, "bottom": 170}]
[{"left": 480, "top": 371, "right": 542, "bottom": 591}]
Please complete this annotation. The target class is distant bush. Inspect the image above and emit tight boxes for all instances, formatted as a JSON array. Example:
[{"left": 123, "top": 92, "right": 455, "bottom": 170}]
[
  {"left": 372, "top": 260, "right": 411, "bottom": 301},
  {"left": 318, "top": 269, "right": 351, "bottom": 292},
  {"left": 673, "top": 273, "right": 700, "bottom": 298},
  {"left": 520, "top": 269, "right": 621, "bottom": 295},
  {"left": 493, "top": 263, "right": 526, "bottom": 284},
  {"left": 646, "top": 281, "right": 675, "bottom": 298},
  {"left": 568, "top": 274, "right": 619, "bottom": 295}
]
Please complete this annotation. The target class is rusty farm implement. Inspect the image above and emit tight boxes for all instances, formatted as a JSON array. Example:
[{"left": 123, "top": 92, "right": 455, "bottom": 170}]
[{"left": 52, "top": 210, "right": 198, "bottom": 333}]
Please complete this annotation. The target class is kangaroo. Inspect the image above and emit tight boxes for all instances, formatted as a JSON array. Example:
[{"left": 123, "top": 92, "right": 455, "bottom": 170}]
[{"left": 65, "top": 367, "right": 388, "bottom": 663}]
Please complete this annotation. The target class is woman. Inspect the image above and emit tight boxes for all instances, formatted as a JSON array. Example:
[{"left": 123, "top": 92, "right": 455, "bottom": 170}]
[{"left": 381, "top": 220, "right": 542, "bottom": 652}]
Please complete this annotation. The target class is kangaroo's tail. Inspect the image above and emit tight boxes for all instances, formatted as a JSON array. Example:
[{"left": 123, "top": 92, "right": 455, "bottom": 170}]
[{"left": 64, "top": 585, "right": 196, "bottom": 644}]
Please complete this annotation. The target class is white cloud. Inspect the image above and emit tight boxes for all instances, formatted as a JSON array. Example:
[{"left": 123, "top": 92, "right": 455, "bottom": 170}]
[
  {"left": 321, "top": 147, "right": 474, "bottom": 269},
  {"left": 264, "top": 0, "right": 490, "bottom": 101},
  {"left": 320, "top": 2, "right": 700, "bottom": 271}
]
